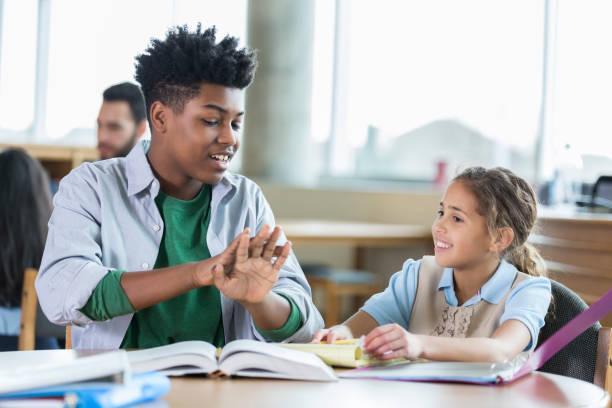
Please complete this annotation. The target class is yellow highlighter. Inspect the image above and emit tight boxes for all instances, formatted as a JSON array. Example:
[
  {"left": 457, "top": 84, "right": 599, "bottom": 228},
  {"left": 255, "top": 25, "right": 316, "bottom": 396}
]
[{"left": 319, "top": 338, "right": 359, "bottom": 345}]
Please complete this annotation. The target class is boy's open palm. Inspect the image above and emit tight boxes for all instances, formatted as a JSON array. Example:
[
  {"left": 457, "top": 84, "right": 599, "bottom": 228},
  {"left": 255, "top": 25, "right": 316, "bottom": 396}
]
[{"left": 212, "top": 225, "right": 291, "bottom": 304}]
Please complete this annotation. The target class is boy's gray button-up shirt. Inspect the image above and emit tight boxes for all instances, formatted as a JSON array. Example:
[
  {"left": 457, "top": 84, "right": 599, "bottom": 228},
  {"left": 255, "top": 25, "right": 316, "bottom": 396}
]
[{"left": 35, "top": 140, "right": 323, "bottom": 349}]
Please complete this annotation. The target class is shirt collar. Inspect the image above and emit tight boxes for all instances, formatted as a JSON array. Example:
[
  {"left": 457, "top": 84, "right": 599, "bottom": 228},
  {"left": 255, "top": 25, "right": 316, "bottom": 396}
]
[
  {"left": 437, "top": 259, "right": 518, "bottom": 305},
  {"left": 126, "top": 140, "right": 239, "bottom": 197}
]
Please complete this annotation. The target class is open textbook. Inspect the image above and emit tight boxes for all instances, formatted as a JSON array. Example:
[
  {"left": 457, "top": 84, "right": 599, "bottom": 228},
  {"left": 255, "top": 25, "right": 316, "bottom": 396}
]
[
  {"left": 342, "top": 285, "right": 612, "bottom": 384},
  {"left": 127, "top": 339, "right": 337, "bottom": 381}
]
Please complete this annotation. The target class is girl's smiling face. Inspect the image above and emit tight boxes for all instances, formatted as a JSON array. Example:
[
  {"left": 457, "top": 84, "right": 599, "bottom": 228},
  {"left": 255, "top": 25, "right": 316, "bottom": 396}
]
[{"left": 431, "top": 181, "right": 497, "bottom": 271}]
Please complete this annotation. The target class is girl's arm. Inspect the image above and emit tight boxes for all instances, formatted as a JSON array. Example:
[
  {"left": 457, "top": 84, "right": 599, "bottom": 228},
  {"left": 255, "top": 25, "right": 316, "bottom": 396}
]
[
  {"left": 364, "top": 319, "right": 531, "bottom": 363},
  {"left": 311, "top": 310, "right": 379, "bottom": 343}
]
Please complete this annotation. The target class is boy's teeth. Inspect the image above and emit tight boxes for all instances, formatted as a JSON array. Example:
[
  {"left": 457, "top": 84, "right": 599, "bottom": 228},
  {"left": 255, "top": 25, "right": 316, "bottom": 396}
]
[
  {"left": 212, "top": 154, "right": 229, "bottom": 161},
  {"left": 436, "top": 241, "right": 451, "bottom": 249}
]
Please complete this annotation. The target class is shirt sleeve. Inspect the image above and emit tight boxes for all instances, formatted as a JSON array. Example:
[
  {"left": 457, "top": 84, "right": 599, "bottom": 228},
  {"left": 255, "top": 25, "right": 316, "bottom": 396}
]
[
  {"left": 500, "top": 277, "right": 551, "bottom": 350},
  {"left": 35, "top": 166, "right": 116, "bottom": 326},
  {"left": 79, "top": 270, "right": 135, "bottom": 321},
  {"left": 255, "top": 292, "right": 303, "bottom": 342},
  {"left": 360, "top": 259, "right": 421, "bottom": 328}
]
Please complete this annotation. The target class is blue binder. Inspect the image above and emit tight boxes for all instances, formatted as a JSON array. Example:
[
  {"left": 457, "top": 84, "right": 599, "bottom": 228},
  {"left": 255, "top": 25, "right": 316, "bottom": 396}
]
[{"left": 0, "top": 371, "right": 170, "bottom": 407}]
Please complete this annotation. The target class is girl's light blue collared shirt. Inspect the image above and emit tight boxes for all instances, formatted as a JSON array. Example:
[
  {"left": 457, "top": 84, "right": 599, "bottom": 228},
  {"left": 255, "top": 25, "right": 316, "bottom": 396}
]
[{"left": 362, "top": 258, "right": 551, "bottom": 350}]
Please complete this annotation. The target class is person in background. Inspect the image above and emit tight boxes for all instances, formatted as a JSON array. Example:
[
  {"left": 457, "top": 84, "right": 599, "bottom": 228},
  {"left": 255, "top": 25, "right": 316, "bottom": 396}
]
[
  {"left": 0, "top": 149, "right": 59, "bottom": 350},
  {"left": 36, "top": 25, "right": 322, "bottom": 349},
  {"left": 312, "top": 167, "right": 551, "bottom": 363},
  {"left": 97, "top": 82, "right": 147, "bottom": 159}
]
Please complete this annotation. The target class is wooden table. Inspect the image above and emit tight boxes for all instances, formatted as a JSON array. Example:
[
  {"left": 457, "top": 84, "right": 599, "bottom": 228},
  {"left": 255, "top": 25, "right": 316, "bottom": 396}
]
[
  {"left": 164, "top": 372, "right": 609, "bottom": 408},
  {"left": 278, "top": 219, "right": 432, "bottom": 268}
]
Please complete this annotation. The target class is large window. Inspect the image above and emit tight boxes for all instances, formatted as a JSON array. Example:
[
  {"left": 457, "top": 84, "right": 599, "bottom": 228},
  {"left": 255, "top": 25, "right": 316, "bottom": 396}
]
[
  {"left": 552, "top": 1, "right": 612, "bottom": 182},
  {"left": 0, "top": 0, "right": 38, "bottom": 136},
  {"left": 313, "top": 0, "right": 544, "bottom": 182},
  {"left": 0, "top": 0, "right": 247, "bottom": 144},
  {"left": 312, "top": 0, "right": 612, "bottom": 185}
]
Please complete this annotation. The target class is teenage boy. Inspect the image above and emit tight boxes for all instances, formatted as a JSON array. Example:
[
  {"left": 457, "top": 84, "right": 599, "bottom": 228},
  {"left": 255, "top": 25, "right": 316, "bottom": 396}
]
[{"left": 36, "top": 25, "right": 323, "bottom": 349}]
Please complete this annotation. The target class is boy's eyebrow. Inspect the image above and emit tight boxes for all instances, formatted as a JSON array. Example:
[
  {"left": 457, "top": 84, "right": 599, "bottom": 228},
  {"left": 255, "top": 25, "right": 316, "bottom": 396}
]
[
  {"left": 202, "top": 104, "right": 245, "bottom": 116},
  {"left": 439, "top": 201, "right": 468, "bottom": 215}
]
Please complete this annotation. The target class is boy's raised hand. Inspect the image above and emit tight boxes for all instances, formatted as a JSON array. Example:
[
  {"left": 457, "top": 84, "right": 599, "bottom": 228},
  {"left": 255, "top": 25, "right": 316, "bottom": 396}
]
[{"left": 212, "top": 225, "right": 291, "bottom": 304}]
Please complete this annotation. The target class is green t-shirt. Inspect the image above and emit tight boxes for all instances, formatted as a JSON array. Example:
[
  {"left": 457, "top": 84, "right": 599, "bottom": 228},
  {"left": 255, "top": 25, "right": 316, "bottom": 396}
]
[{"left": 80, "top": 185, "right": 302, "bottom": 347}]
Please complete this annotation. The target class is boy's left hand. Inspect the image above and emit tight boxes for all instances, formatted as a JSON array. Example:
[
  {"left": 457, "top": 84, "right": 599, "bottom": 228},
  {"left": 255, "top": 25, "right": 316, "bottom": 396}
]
[
  {"left": 212, "top": 225, "right": 291, "bottom": 304},
  {"left": 363, "top": 323, "right": 423, "bottom": 360}
]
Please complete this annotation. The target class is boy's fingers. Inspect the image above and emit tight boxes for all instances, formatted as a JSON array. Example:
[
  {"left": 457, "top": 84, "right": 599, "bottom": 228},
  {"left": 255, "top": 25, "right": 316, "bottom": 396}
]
[
  {"left": 262, "top": 226, "right": 282, "bottom": 260},
  {"left": 235, "top": 232, "right": 250, "bottom": 263},
  {"left": 249, "top": 225, "right": 270, "bottom": 258},
  {"left": 272, "top": 242, "right": 291, "bottom": 272},
  {"left": 212, "top": 264, "right": 226, "bottom": 288},
  {"left": 272, "top": 246, "right": 285, "bottom": 257}
]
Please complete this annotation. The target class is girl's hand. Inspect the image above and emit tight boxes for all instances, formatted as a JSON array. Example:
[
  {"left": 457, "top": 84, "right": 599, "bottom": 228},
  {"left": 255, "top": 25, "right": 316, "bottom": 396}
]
[
  {"left": 310, "top": 325, "right": 353, "bottom": 344},
  {"left": 363, "top": 323, "right": 423, "bottom": 360},
  {"left": 211, "top": 226, "right": 291, "bottom": 304}
]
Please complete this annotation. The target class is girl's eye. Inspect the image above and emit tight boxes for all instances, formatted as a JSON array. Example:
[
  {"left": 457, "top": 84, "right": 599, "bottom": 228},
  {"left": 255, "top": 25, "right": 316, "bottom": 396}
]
[
  {"left": 203, "top": 119, "right": 219, "bottom": 126},
  {"left": 437, "top": 210, "right": 444, "bottom": 216},
  {"left": 453, "top": 216, "right": 463, "bottom": 223},
  {"left": 232, "top": 122, "right": 242, "bottom": 131}
]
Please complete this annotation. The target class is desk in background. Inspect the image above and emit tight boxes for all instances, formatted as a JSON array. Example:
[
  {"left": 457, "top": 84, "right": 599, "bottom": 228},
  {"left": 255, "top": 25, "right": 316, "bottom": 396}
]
[
  {"left": 165, "top": 372, "right": 608, "bottom": 408},
  {"left": 0, "top": 142, "right": 98, "bottom": 180},
  {"left": 279, "top": 219, "right": 432, "bottom": 269},
  {"left": 530, "top": 207, "right": 612, "bottom": 326}
]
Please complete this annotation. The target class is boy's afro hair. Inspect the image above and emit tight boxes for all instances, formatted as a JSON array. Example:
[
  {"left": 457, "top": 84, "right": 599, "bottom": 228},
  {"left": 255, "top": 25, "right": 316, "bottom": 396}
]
[{"left": 135, "top": 24, "right": 257, "bottom": 115}]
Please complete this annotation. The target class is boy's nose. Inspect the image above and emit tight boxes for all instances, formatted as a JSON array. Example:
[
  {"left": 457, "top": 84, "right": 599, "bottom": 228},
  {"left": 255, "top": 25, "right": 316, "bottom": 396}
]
[{"left": 218, "top": 124, "right": 237, "bottom": 145}]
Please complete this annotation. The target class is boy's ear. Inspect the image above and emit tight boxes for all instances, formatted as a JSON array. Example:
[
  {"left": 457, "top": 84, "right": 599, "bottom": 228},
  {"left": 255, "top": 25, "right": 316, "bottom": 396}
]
[
  {"left": 490, "top": 227, "right": 514, "bottom": 253},
  {"left": 150, "top": 101, "right": 169, "bottom": 134}
]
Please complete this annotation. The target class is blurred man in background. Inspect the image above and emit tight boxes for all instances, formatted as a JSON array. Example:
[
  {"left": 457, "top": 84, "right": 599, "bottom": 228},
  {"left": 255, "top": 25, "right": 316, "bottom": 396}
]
[{"left": 97, "top": 82, "right": 147, "bottom": 159}]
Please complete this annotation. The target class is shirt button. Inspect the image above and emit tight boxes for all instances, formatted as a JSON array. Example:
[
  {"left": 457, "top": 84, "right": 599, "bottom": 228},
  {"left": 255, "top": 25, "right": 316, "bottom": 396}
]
[
  {"left": 141, "top": 263, "right": 149, "bottom": 269},
  {"left": 152, "top": 225, "right": 160, "bottom": 232}
]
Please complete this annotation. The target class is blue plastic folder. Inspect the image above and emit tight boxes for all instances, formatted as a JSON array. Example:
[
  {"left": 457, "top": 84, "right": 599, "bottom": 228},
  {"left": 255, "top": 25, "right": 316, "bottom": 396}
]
[{"left": 0, "top": 371, "right": 170, "bottom": 408}]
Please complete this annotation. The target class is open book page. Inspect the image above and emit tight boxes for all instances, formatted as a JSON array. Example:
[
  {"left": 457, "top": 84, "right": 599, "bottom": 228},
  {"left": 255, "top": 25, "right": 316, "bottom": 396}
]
[
  {"left": 218, "top": 340, "right": 337, "bottom": 381},
  {"left": 340, "top": 352, "right": 528, "bottom": 384},
  {"left": 0, "top": 350, "right": 128, "bottom": 394},
  {"left": 127, "top": 340, "right": 218, "bottom": 375}
]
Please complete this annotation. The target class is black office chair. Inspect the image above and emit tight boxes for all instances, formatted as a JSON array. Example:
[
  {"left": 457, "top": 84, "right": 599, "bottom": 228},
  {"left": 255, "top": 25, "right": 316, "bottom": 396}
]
[
  {"left": 576, "top": 175, "right": 612, "bottom": 211},
  {"left": 536, "top": 280, "right": 601, "bottom": 382}
]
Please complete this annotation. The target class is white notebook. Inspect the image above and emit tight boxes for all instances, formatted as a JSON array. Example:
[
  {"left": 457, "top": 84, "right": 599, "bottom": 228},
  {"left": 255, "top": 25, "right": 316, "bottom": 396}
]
[{"left": 0, "top": 350, "right": 129, "bottom": 394}]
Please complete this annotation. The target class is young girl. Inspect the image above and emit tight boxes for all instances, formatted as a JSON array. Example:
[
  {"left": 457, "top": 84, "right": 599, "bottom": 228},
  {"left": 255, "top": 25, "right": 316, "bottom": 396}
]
[{"left": 312, "top": 167, "right": 551, "bottom": 363}]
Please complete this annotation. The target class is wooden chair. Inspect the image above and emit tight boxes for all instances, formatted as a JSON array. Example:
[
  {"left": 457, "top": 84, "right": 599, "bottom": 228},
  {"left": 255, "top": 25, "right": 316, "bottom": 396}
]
[
  {"left": 594, "top": 327, "right": 612, "bottom": 396},
  {"left": 65, "top": 325, "right": 72, "bottom": 349},
  {"left": 18, "top": 268, "right": 39, "bottom": 350},
  {"left": 302, "top": 265, "right": 378, "bottom": 326}
]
